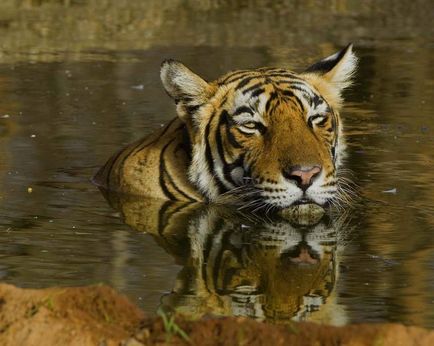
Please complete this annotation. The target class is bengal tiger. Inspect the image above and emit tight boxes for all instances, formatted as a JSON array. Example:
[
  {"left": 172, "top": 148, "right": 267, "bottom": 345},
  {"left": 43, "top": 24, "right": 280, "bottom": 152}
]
[{"left": 94, "top": 44, "right": 357, "bottom": 213}]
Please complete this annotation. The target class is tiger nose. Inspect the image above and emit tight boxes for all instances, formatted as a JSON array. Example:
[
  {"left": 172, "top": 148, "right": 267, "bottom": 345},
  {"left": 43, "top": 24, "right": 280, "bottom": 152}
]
[{"left": 283, "top": 165, "right": 322, "bottom": 191}]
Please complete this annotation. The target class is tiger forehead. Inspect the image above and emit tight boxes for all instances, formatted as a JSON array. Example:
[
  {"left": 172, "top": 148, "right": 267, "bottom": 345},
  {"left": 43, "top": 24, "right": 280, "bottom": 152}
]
[
  {"left": 217, "top": 69, "right": 330, "bottom": 117},
  {"left": 217, "top": 67, "right": 300, "bottom": 85}
]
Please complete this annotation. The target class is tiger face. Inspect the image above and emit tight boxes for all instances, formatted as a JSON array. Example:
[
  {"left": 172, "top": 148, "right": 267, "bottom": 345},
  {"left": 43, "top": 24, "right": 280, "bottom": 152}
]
[{"left": 161, "top": 45, "right": 357, "bottom": 210}]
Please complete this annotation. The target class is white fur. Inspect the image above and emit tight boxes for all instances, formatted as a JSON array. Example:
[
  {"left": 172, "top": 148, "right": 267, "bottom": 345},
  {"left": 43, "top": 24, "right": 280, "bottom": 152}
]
[
  {"left": 325, "top": 44, "right": 358, "bottom": 90},
  {"left": 160, "top": 60, "right": 210, "bottom": 101}
]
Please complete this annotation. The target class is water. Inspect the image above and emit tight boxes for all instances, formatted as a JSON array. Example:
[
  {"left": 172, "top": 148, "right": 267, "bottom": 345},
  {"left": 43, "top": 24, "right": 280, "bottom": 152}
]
[{"left": 1, "top": 0, "right": 434, "bottom": 328}]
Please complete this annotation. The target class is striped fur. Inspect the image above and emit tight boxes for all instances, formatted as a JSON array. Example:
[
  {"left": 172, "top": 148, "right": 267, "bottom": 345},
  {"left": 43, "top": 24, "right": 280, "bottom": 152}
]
[{"left": 94, "top": 44, "right": 357, "bottom": 211}]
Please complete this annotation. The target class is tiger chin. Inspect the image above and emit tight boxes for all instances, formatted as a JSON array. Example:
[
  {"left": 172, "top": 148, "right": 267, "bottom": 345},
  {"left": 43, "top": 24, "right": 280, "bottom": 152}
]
[{"left": 94, "top": 44, "right": 358, "bottom": 214}]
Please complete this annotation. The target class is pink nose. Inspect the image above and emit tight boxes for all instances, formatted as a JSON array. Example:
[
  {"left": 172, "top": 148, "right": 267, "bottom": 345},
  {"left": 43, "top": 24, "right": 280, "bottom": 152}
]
[{"left": 283, "top": 165, "right": 322, "bottom": 191}]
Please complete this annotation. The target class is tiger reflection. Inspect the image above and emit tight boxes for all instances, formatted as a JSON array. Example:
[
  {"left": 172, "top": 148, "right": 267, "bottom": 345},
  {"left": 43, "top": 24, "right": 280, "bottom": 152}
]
[{"left": 103, "top": 192, "right": 348, "bottom": 324}]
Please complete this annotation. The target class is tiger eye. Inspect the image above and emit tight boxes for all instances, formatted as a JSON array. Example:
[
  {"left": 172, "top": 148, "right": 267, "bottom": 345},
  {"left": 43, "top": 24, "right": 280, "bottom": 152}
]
[{"left": 242, "top": 122, "right": 257, "bottom": 129}]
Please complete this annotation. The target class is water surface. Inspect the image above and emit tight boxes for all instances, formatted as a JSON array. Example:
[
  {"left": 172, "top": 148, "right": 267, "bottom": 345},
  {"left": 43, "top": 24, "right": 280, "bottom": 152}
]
[{"left": 0, "top": 0, "right": 434, "bottom": 328}]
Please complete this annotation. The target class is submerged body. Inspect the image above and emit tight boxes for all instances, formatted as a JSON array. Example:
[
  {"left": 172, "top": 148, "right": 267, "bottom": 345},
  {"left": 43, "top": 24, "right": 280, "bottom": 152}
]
[
  {"left": 95, "top": 45, "right": 357, "bottom": 211},
  {"left": 95, "top": 118, "right": 202, "bottom": 201}
]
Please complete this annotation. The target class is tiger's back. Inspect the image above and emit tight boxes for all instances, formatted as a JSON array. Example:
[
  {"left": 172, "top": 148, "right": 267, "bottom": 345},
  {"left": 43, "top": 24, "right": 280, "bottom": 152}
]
[{"left": 93, "top": 117, "right": 202, "bottom": 201}]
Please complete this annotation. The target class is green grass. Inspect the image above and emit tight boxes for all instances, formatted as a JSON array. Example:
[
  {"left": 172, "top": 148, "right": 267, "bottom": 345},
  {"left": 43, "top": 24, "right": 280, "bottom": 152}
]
[{"left": 157, "top": 308, "right": 191, "bottom": 344}]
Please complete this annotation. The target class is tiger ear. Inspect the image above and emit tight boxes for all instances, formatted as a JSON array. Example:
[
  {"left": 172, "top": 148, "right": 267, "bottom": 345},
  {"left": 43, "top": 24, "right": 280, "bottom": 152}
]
[
  {"left": 160, "top": 60, "right": 214, "bottom": 120},
  {"left": 304, "top": 44, "right": 358, "bottom": 93}
]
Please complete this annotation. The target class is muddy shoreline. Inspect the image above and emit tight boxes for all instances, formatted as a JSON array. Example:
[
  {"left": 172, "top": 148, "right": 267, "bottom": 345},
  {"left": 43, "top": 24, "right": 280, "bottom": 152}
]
[{"left": 1, "top": 283, "right": 433, "bottom": 346}]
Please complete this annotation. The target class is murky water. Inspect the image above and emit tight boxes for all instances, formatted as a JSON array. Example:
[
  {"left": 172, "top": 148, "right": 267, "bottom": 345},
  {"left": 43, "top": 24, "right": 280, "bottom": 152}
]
[{"left": 1, "top": 0, "right": 434, "bottom": 329}]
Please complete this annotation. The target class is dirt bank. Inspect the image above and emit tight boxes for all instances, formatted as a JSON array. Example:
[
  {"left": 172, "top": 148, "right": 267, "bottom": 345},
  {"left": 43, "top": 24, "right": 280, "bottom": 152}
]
[
  {"left": 0, "top": 283, "right": 144, "bottom": 346},
  {"left": 1, "top": 283, "right": 433, "bottom": 346}
]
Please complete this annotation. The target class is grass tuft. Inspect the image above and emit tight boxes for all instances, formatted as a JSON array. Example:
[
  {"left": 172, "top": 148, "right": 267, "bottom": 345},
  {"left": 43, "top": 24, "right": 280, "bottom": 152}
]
[{"left": 157, "top": 308, "right": 190, "bottom": 343}]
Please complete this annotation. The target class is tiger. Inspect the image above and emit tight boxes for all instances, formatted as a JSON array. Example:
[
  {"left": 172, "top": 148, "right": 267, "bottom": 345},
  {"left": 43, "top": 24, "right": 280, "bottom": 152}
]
[
  {"left": 94, "top": 44, "right": 357, "bottom": 213},
  {"left": 104, "top": 191, "right": 349, "bottom": 325}
]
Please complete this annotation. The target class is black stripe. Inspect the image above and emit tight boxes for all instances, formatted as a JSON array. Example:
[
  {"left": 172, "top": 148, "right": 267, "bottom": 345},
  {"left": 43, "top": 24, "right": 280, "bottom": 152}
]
[
  {"left": 274, "top": 81, "right": 311, "bottom": 91},
  {"left": 256, "top": 122, "right": 267, "bottom": 134},
  {"left": 222, "top": 113, "right": 243, "bottom": 149},
  {"left": 289, "top": 81, "right": 311, "bottom": 87},
  {"left": 205, "top": 111, "right": 226, "bottom": 194},
  {"left": 119, "top": 120, "right": 184, "bottom": 186},
  {"left": 220, "top": 70, "right": 252, "bottom": 84},
  {"left": 317, "top": 117, "right": 328, "bottom": 127},
  {"left": 185, "top": 104, "right": 202, "bottom": 114},
  {"left": 331, "top": 112, "right": 337, "bottom": 132},
  {"left": 159, "top": 139, "right": 177, "bottom": 200},
  {"left": 322, "top": 181, "right": 336, "bottom": 187},
  {"left": 166, "top": 171, "right": 196, "bottom": 200},
  {"left": 236, "top": 76, "right": 257, "bottom": 90},
  {"left": 216, "top": 112, "right": 239, "bottom": 187},
  {"left": 331, "top": 146, "right": 336, "bottom": 160},
  {"left": 228, "top": 70, "right": 302, "bottom": 86},
  {"left": 279, "top": 85, "right": 312, "bottom": 103},
  {"left": 274, "top": 79, "right": 307, "bottom": 86},
  {"left": 308, "top": 114, "right": 324, "bottom": 128},
  {"left": 287, "top": 85, "right": 311, "bottom": 96},
  {"left": 262, "top": 72, "right": 301, "bottom": 79},
  {"left": 181, "top": 126, "right": 192, "bottom": 160},
  {"left": 280, "top": 90, "right": 305, "bottom": 112},
  {"left": 219, "top": 95, "right": 228, "bottom": 108},
  {"left": 326, "top": 170, "right": 335, "bottom": 178},
  {"left": 311, "top": 94, "right": 324, "bottom": 108},
  {"left": 225, "top": 120, "right": 243, "bottom": 149},
  {"left": 226, "top": 127, "right": 243, "bottom": 149},
  {"left": 250, "top": 88, "right": 265, "bottom": 98},
  {"left": 160, "top": 138, "right": 197, "bottom": 201},
  {"left": 225, "top": 72, "right": 260, "bottom": 86},
  {"left": 234, "top": 106, "right": 253, "bottom": 116},
  {"left": 216, "top": 132, "right": 235, "bottom": 186},
  {"left": 242, "top": 82, "right": 264, "bottom": 95},
  {"left": 265, "top": 91, "right": 278, "bottom": 113}
]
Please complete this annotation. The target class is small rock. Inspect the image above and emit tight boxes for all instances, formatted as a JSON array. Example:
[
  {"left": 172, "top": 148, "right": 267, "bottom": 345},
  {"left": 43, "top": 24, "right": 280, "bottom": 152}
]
[{"left": 131, "top": 84, "right": 144, "bottom": 90}]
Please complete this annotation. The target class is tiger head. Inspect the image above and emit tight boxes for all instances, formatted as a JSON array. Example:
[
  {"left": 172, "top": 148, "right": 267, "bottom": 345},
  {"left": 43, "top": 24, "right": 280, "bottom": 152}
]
[{"left": 160, "top": 45, "right": 357, "bottom": 210}]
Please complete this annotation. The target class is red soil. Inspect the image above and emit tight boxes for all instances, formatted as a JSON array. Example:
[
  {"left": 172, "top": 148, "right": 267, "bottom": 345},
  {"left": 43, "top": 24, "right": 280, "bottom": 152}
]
[{"left": 0, "top": 283, "right": 433, "bottom": 346}]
